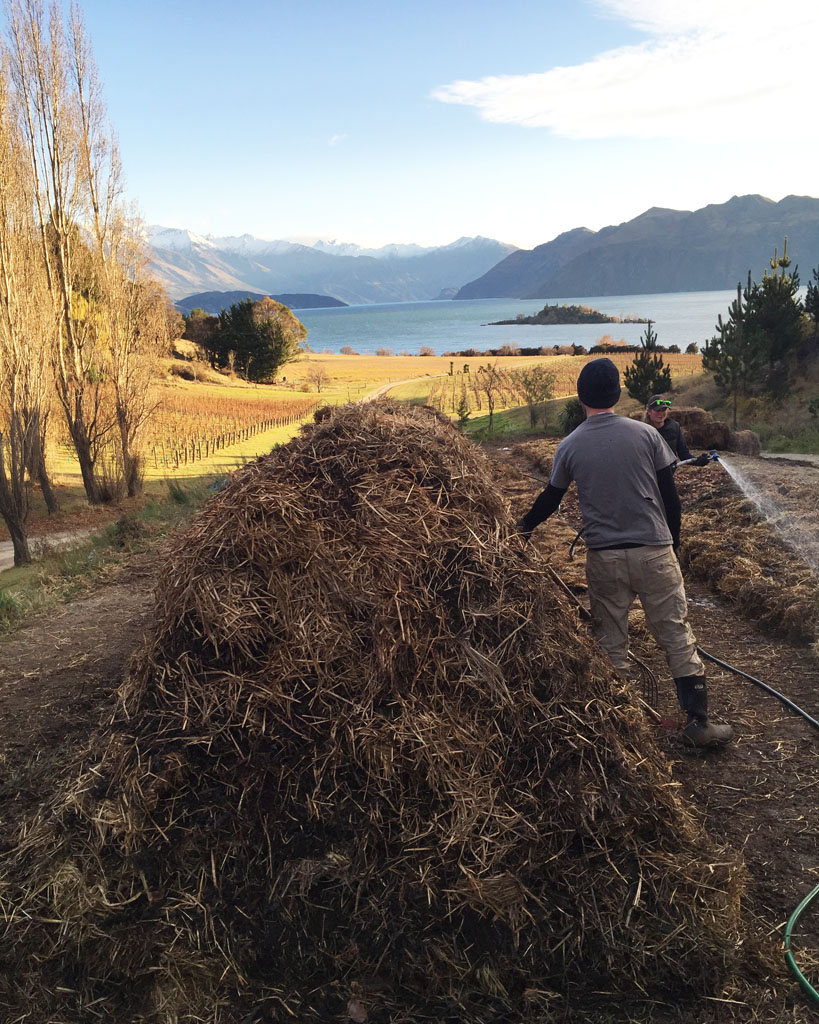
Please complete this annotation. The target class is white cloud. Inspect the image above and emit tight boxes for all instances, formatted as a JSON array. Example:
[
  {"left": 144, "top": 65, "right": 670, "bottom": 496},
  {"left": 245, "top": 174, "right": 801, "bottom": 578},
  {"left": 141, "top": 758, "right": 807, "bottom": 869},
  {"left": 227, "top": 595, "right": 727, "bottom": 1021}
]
[
  {"left": 432, "top": 0, "right": 817, "bottom": 143},
  {"left": 328, "top": 133, "right": 348, "bottom": 147}
]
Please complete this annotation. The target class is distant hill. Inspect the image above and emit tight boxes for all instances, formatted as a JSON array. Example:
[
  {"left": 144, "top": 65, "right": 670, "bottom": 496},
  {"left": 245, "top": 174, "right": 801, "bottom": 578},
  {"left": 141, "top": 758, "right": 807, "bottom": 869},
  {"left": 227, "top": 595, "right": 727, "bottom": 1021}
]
[
  {"left": 455, "top": 195, "right": 819, "bottom": 299},
  {"left": 148, "top": 227, "right": 518, "bottom": 304},
  {"left": 174, "top": 291, "right": 347, "bottom": 316}
]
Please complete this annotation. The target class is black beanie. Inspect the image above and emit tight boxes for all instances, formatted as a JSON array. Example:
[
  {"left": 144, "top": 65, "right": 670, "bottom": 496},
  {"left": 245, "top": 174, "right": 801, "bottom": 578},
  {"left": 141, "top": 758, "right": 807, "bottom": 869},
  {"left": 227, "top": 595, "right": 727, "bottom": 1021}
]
[{"left": 576, "top": 357, "right": 621, "bottom": 408}]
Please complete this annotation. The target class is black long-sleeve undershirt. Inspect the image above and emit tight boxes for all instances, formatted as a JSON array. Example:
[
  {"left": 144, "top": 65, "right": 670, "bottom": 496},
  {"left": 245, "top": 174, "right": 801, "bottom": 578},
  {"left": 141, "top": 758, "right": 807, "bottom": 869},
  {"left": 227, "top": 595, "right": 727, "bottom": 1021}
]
[
  {"left": 519, "top": 466, "right": 681, "bottom": 548},
  {"left": 519, "top": 483, "right": 566, "bottom": 532},
  {"left": 655, "top": 464, "right": 681, "bottom": 548}
]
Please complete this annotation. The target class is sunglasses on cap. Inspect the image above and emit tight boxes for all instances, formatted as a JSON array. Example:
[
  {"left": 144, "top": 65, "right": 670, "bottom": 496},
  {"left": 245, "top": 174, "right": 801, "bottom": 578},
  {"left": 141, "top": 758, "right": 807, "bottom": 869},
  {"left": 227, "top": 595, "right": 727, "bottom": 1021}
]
[{"left": 650, "top": 400, "right": 672, "bottom": 408}]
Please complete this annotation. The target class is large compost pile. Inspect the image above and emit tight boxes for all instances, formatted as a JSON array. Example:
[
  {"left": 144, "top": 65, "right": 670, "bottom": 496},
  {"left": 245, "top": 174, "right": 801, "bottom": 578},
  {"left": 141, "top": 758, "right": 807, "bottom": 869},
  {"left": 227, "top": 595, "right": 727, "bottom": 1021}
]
[{"left": 1, "top": 402, "right": 751, "bottom": 1023}]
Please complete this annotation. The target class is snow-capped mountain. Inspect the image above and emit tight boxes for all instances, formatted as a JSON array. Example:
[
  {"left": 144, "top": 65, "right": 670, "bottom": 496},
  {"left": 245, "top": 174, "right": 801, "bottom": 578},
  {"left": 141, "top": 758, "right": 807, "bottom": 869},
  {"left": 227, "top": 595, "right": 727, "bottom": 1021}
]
[
  {"left": 208, "top": 234, "right": 304, "bottom": 258},
  {"left": 147, "top": 226, "right": 518, "bottom": 303},
  {"left": 145, "top": 226, "right": 218, "bottom": 254},
  {"left": 310, "top": 239, "right": 429, "bottom": 259}
]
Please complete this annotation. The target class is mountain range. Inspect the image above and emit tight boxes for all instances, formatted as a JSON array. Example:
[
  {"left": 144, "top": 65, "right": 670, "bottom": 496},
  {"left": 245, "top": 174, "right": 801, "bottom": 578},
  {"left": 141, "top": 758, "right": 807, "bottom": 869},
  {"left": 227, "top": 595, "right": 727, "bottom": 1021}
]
[
  {"left": 150, "top": 195, "right": 819, "bottom": 309},
  {"left": 455, "top": 195, "right": 819, "bottom": 299},
  {"left": 147, "top": 227, "right": 517, "bottom": 305}
]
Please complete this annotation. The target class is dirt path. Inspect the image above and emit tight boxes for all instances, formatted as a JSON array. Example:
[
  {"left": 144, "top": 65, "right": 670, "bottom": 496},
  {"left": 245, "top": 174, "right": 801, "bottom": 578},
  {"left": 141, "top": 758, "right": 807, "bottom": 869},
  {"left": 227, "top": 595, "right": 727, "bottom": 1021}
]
[
  {"left": 0, "top": 555, "right": 155, "bottom": 831},
  {"left": 362, "top": 374, "right": 446, "bottom": 401},
  {"left": 0, "top": 527, "right": 98, "bottom": 574}
]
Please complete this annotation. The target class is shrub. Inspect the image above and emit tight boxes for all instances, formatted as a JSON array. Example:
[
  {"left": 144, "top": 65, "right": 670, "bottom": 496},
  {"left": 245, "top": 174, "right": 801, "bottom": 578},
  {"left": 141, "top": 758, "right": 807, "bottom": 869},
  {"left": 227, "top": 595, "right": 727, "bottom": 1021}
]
[
  {"left": 0, "top": 587, "right": 19, "bottom": 623},
  {"left": 456, "top": 395, "right": 470, "bottom": 427},
  {"left": 559, "top": 397, "right": 586, "bottom": 435},
  {"left": 168, "top": 362, "right": 196, "bottom": 381},
  {"left": 167, "top": 478, "right": 193, "bottom": 505},
  {"left": 109, "top": 515, "right": 147, "bottom": 549}
]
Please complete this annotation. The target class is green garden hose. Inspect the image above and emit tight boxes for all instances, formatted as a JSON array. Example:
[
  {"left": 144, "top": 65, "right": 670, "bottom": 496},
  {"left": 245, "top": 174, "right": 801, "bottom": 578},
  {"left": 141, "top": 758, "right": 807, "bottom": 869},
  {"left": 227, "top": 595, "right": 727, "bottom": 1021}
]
[{"left": 784, "top": 882, "right": 819, "bottom": 1009}]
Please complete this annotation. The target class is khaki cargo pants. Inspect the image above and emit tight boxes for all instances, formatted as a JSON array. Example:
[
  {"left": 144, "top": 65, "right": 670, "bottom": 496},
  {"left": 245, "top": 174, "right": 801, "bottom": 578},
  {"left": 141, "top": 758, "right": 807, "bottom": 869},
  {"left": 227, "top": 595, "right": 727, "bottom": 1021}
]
[{"left": 585, "top": 545, "right": 703, "bottom": 679}]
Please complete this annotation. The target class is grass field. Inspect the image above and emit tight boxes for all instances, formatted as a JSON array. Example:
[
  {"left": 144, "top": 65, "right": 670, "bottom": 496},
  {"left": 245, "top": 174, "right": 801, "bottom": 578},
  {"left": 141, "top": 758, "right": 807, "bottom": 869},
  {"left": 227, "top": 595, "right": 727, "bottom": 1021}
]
[
  {"left": 35, "top": 350, "right": 711, "bottom": 490},
  {"left": 285, "top": 352, "right": 527, "bottom": 401},
  {"left": 2, "top": 350, "right": 710, "bottom": 550}
]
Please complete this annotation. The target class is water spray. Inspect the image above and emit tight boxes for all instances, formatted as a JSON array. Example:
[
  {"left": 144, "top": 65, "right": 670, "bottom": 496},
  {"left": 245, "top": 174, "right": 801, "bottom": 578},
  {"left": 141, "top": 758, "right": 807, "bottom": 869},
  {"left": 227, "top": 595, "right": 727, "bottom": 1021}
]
[{"left": 715, "top": 452, "right": 819, "bottom": 574}]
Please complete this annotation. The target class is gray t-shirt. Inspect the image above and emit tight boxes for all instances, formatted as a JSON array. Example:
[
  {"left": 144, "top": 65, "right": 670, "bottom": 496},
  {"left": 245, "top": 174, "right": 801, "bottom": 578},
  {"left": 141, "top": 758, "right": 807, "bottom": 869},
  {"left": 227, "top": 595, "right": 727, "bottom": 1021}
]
[{"left": 550, "top": 412, "right": 676, "bottom": 548}]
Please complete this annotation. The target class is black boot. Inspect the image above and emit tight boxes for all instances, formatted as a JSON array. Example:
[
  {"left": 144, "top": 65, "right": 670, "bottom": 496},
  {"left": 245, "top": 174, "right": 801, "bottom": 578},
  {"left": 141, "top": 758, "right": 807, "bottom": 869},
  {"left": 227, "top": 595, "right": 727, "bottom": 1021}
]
[{"left": 674, "top": 674, "right": 733, "bottom": 747}]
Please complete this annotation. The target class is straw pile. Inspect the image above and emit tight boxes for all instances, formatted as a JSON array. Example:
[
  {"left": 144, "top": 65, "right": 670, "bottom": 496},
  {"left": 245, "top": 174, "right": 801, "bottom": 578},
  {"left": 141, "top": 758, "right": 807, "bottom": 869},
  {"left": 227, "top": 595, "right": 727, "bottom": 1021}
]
[{"left": 1, "top": 402, "right": 750, "bottom": 1023}]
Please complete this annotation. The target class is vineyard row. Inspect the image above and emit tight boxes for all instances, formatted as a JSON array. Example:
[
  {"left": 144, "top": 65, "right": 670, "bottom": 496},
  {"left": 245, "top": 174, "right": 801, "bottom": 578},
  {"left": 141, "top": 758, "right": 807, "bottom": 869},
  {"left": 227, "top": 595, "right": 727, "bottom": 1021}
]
[{"left": 147, "top": 403, "right": 320, "bottom": 468}]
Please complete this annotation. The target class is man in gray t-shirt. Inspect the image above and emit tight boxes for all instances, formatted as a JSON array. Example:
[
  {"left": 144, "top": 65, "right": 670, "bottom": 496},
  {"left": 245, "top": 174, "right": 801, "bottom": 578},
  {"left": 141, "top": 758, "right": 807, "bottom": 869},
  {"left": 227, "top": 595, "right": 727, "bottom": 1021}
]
[
  {"left": 549, "top": 411, "right": 676, "bottom": 549},
  {"left": 518, "top": 358, "right": 733, "bottom": 748}
]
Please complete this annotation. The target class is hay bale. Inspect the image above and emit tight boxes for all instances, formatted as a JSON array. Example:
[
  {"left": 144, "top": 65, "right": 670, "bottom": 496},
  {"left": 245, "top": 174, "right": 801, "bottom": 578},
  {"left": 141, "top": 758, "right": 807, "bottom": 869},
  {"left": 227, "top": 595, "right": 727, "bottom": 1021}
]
[
  {"left": 728, "top": 429, "right": 761, "bottom": 456},
  {"left": 1, "top": 402, "right": 750, "bottom": 1023},
  {"left": 671, "top": 408, "right": 731, "bottom": 449},
  {"left": 629, "top": 408, "right": 732, "bottom": 450}
]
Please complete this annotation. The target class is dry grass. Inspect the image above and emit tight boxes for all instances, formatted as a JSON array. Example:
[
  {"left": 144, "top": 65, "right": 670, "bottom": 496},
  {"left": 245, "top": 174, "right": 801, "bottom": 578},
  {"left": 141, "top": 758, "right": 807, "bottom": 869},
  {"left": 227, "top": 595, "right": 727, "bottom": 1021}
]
[{"left": 1, "top": 403, "right": 783, "bottom": 1023}]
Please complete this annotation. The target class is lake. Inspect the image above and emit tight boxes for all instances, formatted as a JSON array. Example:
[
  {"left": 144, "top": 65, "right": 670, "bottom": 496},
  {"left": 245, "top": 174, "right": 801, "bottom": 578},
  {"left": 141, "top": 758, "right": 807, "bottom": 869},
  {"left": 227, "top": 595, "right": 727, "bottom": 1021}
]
[{"left": 295, "top": 290, "right": 738, "bottom": 357}]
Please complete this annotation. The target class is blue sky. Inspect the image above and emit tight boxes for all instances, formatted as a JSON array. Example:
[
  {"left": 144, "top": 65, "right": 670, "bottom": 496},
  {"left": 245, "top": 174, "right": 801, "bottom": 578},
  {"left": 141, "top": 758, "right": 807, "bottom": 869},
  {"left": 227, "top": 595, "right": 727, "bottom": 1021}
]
[{"left": 79, "top": 0, "right": 818, "bottom": 249}]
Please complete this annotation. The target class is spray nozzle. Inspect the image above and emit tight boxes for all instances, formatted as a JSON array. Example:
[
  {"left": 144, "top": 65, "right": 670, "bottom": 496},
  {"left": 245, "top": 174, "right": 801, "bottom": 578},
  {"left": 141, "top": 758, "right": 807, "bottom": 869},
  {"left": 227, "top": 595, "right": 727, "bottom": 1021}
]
[{"left": 708, "top": 450, "right": 720, "bottom": 462}]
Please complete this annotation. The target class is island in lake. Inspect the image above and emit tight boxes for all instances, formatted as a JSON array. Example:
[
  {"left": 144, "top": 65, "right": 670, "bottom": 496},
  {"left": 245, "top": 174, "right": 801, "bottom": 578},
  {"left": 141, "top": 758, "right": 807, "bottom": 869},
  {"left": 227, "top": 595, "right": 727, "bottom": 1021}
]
[{"left": 488, "top": 303, "right": 649, "bottom": 326}]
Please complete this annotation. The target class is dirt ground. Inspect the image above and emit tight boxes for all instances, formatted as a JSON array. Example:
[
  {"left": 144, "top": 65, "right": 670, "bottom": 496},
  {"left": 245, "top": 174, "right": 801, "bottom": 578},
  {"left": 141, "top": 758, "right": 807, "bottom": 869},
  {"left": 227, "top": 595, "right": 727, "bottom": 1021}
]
[
  {"left": 0, "top": 553, "right": 155, "bottom": 836},
  {"left": 0, "top": 444, "right": 818, "bottom": 1021}
]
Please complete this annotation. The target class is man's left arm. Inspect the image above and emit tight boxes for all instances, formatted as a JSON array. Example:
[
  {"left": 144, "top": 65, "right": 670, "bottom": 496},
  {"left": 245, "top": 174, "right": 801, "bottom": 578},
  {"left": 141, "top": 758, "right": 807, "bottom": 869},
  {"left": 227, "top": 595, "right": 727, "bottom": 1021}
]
[
  {"left": 517, "top": 445, "right": 572, "bottom": 540},
  {"left": 517, "top": 483, "right": 567, "bottom": 540}
]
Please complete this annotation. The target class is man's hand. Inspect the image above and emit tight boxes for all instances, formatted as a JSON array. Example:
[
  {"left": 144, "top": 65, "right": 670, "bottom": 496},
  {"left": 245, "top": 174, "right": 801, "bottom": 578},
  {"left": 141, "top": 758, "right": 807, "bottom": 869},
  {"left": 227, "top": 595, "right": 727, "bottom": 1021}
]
[
  {"left": 693, "top": 452, "right": 711, "bottom": 467},
  {"left": 516, "top": 517, "right": 534, "bottom": 544}
]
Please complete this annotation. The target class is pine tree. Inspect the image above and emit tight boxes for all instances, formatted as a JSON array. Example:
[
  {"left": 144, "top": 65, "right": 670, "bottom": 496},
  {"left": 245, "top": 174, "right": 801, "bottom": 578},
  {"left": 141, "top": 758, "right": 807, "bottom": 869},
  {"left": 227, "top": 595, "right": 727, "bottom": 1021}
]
[
  {"left": 702, "top": 274, "right": 766, "bottom": 427},
  {"left": 623, "top": 320, "right": 672, "bottom": 404},
  {"left": 559, "top": 397, "right": 585, "bottom": 435},
  {"left": 804, "top": 266, "right": 819, "bottom": 345},
  {"left": 753, "top": 239, "right": 804, "bottom": 365}
]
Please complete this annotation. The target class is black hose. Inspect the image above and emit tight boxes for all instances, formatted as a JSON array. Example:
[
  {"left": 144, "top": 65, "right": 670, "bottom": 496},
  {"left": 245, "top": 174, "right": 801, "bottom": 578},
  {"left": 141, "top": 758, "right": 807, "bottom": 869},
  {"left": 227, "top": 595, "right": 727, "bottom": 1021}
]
[{"left": 696, "top": 646, "right": 819, "bottom": 732}]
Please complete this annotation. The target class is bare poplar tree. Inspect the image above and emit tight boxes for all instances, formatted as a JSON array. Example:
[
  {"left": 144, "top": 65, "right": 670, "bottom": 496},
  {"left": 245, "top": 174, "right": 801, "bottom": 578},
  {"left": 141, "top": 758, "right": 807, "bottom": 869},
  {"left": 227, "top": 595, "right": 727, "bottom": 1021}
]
[
  {"left": 4, "top": 0, "right": 114, "bottom": 504},
  {"left": 0, "top": 60, "right": 52, "bottom": 563},
  {"left": 23, "top": 392, "right": 58, "bottom": 513},
  {"left": 67, "top": 6, "right": 169, "bottom": 496},
  {"left": 105, "top": 252, "right": 169, "bottom": 495}
]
